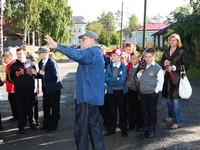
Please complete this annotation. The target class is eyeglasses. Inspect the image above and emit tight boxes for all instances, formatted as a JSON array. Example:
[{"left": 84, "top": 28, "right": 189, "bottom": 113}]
[{"left": 82, "top": 37, "right": 91, "bottom": 41}]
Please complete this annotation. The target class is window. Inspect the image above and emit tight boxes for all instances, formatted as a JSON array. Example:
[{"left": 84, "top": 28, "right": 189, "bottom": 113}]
[
  {"left": 69, "top": 38, "right": 72, "bottom": 44},
  {"left": 74, "top": 38, "right": 77, "bottom": 44},
  {"left": 74, "top": 28, "right": 76, "bottom": 33},
  {"left": 78, "top": 27, "right": 81, "bottom": 33}
]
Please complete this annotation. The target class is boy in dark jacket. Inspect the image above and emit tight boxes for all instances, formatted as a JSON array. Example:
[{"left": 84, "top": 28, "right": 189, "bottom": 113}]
[
  {"left": 33, "top": 47, "right": 63, "bottom": 132},
  {"left": 8, "top": 47, "right": 36, "bottom": 134}
]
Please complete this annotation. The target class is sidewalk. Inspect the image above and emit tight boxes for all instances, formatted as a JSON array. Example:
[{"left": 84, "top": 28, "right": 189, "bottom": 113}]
[{"left": 0, "top": 59, "right": 200, "bottom": 150}]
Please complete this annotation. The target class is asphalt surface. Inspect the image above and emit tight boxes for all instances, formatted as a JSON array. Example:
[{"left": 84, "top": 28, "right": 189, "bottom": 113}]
[{"left": 0, "top": 59, "right": 200, "bottom": 150}]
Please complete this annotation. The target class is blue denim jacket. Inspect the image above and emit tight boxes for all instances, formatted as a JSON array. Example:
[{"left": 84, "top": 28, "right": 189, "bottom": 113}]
[
  {"left": 105, "top": 62, "right": 128, "bottom": 94},
  {"left": 57, "top": 44, "right": 104, "bottom": 106}
]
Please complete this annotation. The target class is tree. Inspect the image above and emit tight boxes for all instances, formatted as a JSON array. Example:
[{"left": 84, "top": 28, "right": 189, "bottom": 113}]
[
  {"left": 86, "top": 21, "right": 105, "bottom": 36},
  {"left": 165, "top": 3, "right": 200, "bottom": 66},
  {"left": 190, "top": 0, "right": 200, "bottom": 15},
  {"left": 4, "top": 0, "right": 73, "bottom": 45},
  {"left": 110, "top": 32, "right": 120, "bottom": 45},
  {"left": 39, "top": 0, "right": 73, "bottom": 44},
  {"left": 123, "top": 13, "right": 140, "bottom": 38},
  {"left": 98, "top": 12, "right": 115, "bottom": 34}
]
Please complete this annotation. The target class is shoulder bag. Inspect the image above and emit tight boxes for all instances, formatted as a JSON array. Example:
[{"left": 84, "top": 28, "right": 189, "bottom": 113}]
[{"left": 179, "top": 65, "right": 192, "bottom": 99}]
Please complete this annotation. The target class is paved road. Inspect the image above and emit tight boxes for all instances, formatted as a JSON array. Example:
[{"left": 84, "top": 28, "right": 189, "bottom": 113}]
[{"left": 0, "top": 59, "right": 200, "bottom": 150}]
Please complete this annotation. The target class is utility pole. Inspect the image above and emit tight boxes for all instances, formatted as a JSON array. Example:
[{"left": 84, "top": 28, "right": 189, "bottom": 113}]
[
  {"left": 23, "top": 0, "right": 27, "bottom": 46},
  {"left": 120, "top": 1, "right": 123, "bottom": 48},
  {"left": 142, "top": 0, "right": 147, "bottom": 49},
  {"left": 0, "top": 0, "right": 3, "bottom": 55}
]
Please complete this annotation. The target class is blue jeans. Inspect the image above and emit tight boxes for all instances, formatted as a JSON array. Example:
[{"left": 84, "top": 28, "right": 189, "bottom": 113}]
[
  {"left": 74, "top": 102, "right": 105, "bottom": 150},
  {"left": 166, "top": 99, "right": 182, "bottom": 125}
]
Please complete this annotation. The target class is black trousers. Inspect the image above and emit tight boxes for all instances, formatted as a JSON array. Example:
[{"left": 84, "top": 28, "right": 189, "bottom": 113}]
[
  {"left": 15, "top": 89, "right": 35, "bottom": 130},
  {"left": 107, "top": 90, "right": 127, "bottom": 133},
  {"left": 8, "top": 93, "right": 18, "bottom": 119},
  {"left": 126, "top": 89, "right": 143, "bottom": 129},
  {"left": 33, "top": 93, "right": 39, "bottom": 123},
  {"left": 42, "top": 90, "right": 61, "bottom": 129},
  {"left": 100, "top": 94, "right": 109, "bottom": 128},
  {"left": 140, "top": 92, "right": 158, "bottom": 132}
]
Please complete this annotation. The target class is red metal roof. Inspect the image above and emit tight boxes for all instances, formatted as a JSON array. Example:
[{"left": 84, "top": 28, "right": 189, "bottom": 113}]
[{"left": 137, "top": 22, "right": 170, "bottom": 31}]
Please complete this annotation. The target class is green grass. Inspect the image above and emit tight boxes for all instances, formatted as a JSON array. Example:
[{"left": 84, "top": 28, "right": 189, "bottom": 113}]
[{"left": 186, "top": 65, "right": 200, "bottom": 79}]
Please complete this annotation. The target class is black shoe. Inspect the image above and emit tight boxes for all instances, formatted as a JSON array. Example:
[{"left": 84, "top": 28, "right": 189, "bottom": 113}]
[
  {"left": 139, "top": 131, "right": 148, "bottom": 138},
  {"left": 45, "top": 127, "right": 57, "bottom": 132},
  {"left": 31, "top": 125, "right": 37, "bottom": 130},
  {"left": 9, "top": 117, "right": 17, "bottom": 121},
  {"left": 19, "top": 129, "right": 25, "bottom": 134},
  {"left": 122, "top": 132, "right": 128, "bottom": 137},
  {"left": 36, "top": 122, "right": 40, "bottom": 127},
  {"left": 127, "top": 127, "right": 135, "bottom": 132},
  {"left": 136, "top": 128, "right": 143, "bottom": 132},
  {"left": 147, "top": 131, "right": 155, "bottom": 138},
  {"left": 104, "top": 131, "right": 115, "bottom": 136}
]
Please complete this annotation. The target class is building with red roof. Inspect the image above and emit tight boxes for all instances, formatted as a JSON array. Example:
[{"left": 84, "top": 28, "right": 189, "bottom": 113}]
[{"left": 132, "top": 22, "right": 170, "bottom": 48}]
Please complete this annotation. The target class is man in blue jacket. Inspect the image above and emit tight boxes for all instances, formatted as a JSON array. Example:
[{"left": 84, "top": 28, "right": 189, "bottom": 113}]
[{"left": 44, "top": 31, "right": 105, "bottom": 150}]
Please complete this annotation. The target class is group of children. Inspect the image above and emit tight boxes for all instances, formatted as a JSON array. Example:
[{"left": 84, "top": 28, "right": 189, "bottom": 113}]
[
  {"left": 101, "top": 43, "right": 164, "bottom": 138},
  {"left": 0, "top": 46, "right": 62, "bottom": 142}
]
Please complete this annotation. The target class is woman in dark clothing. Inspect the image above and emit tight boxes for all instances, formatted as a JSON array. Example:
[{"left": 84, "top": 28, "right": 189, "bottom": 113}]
[{"left": 160, "top": 33, "right": 189, "bottom": 129}]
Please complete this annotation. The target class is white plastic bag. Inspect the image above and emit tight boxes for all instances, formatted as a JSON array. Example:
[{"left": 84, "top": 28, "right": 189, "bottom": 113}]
[{"left": 179, "top": 65, "right": 192, "bottom": 99}]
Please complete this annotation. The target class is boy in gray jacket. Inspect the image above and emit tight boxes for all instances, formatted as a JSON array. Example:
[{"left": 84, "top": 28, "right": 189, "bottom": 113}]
[{"left": 137, "top": 48, "right": 164, "bottom": 138}]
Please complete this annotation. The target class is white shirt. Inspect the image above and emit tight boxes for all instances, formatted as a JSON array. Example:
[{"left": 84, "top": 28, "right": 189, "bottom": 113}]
[
  {"left": 42, "top": 56, "right": 49, "bottom": 67},
  {"left": 137, "top": 61, "right": 164, "bottom": 93},
  {"left": 113, "top": 61, "right": 121, "bottom": 68}
]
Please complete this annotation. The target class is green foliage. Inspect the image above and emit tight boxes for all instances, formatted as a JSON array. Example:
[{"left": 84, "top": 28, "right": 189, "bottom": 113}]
[
  {"left": 4, "top": 0, "right": 73, "bottom": 45},
  {"left": 165, "top": 2, "right": 200, "bottom": 67},
  {"left": 110, "top": 32, "right": 120, "bottom": 45},
  {"left": 123, "top": 13, "right": 140, "bottom": 38},
  {"left": 186, "top": 65, "right": 200, "bottom": 79},
  {"left": 98, "top": 12, "right": 115, "bottom": 33},
  {"left": 86, "top": 12, "right": 119, "bottom": 46},
  {"left": 98, "top": 31, "right": 110, "bottom": 46},
  {"left": 86, "top": 21, "right": 104, "bottom": 35},
  {"left": 155, "top": 50, "right": 163, "bottom": 62}
]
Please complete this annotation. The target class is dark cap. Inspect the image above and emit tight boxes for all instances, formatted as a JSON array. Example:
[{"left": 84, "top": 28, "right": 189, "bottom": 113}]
[
  {"left": 35, "top": 47, "right": 50, "bottom": 54},
  {"left": 78, "top": 31, "right": 98, "bottom": 41}
]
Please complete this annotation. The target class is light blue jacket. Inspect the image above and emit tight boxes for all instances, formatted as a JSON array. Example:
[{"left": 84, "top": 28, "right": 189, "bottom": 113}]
[
  {"left": 57, "top": 44, "right": 104, "bottom": 105},
  {"left": 105, "top": 62, "right": 128, "bottom": 94}
]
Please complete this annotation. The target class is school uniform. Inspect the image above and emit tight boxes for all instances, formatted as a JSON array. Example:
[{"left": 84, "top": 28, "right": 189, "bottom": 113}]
[
  {"left": 105, "top": 61, "right": 128, "bottom": 137},
  {"left": 9, "top": 59, "right": 36, "bottom": 133},
  {"left": 137, "top": 61, "right": 164, "bottom": 137},
  {"left": 37, "top": 57, "right": 63, "bottom": 131},
  {"left": 126, "top": 63, "right": 143, "bottom": 130}
]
